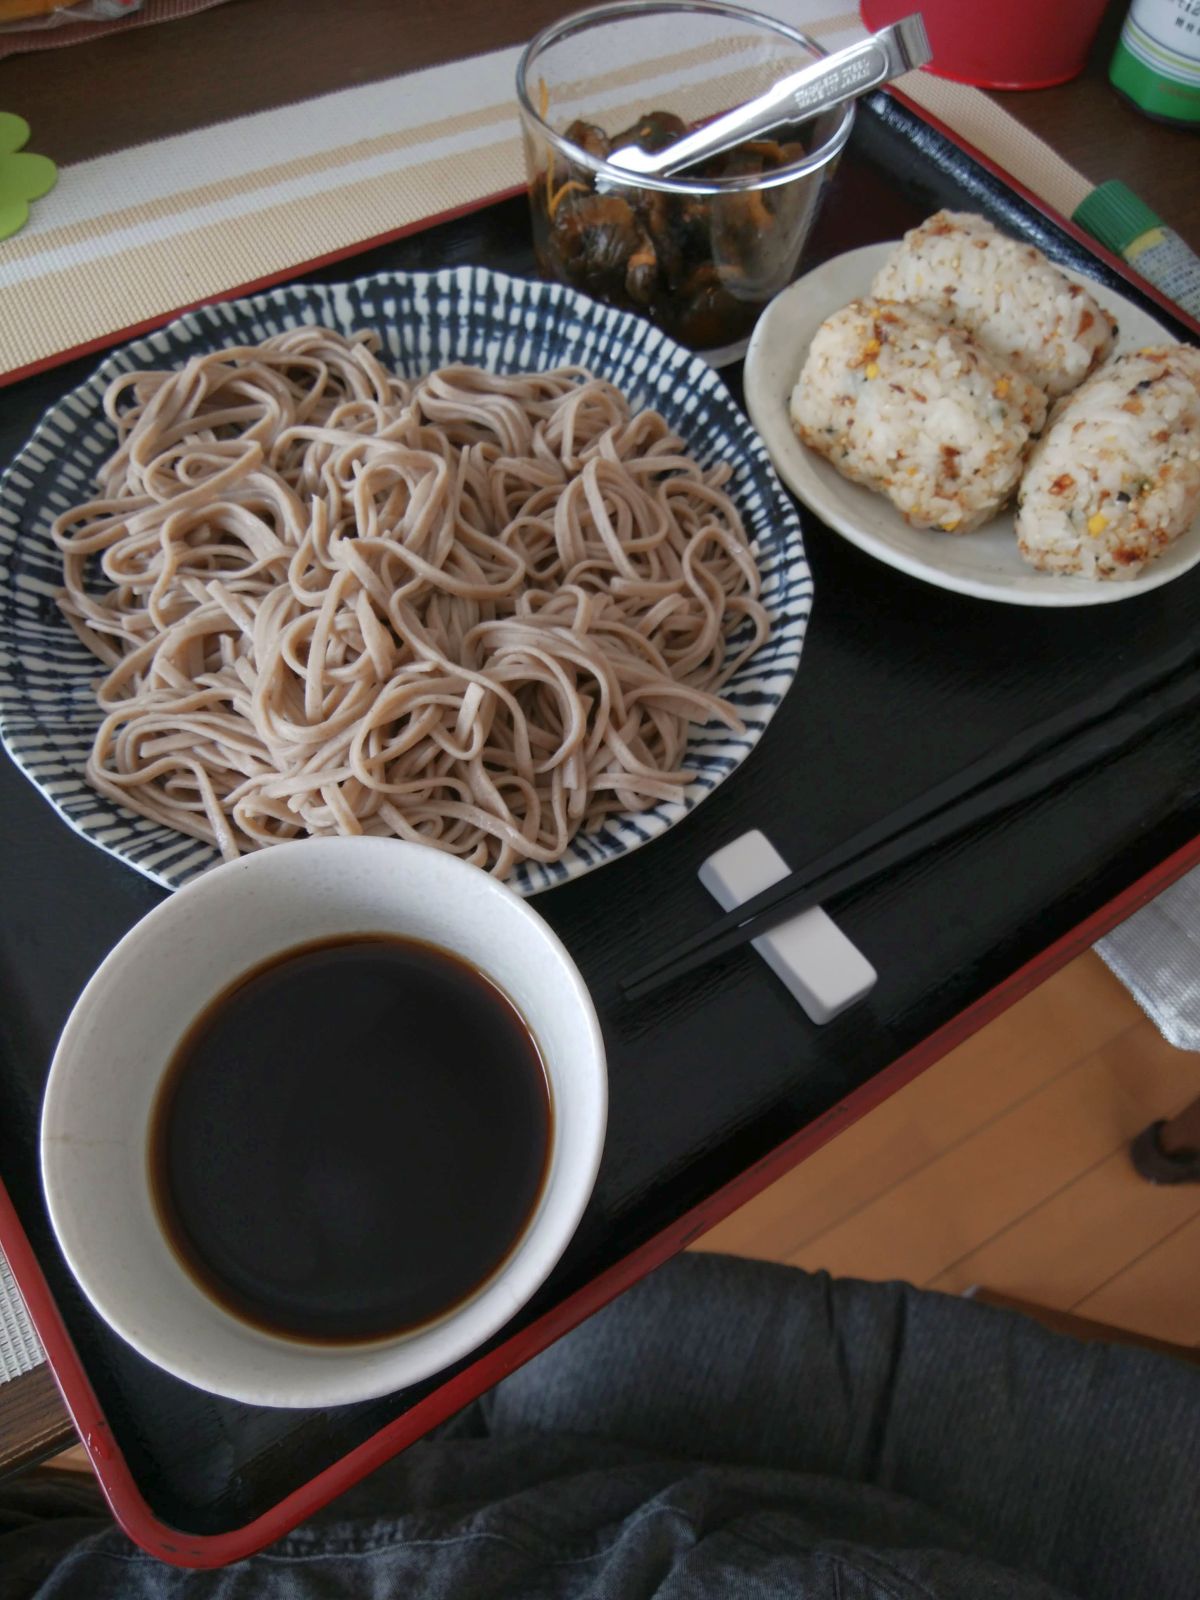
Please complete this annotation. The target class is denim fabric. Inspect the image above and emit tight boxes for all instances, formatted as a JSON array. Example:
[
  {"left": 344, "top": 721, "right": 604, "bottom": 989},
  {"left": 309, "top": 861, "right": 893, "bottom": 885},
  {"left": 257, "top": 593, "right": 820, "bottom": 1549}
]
[{"left": 2, "top": 1257, "right": 1197, "bottom": 1600}]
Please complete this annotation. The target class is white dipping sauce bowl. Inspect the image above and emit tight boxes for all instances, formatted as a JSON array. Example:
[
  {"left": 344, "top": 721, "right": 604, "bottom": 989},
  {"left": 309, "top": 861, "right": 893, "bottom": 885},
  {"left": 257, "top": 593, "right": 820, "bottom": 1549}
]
[{"left": 41, "top": 837, "right": 606, "bottom": 1408}]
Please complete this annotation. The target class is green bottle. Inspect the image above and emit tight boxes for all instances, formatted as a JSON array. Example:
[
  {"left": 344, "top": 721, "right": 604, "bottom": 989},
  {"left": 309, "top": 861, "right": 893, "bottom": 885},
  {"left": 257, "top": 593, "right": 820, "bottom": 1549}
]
[{"left": 1110, "top": 0, "right": 1200, "bottom": 126}]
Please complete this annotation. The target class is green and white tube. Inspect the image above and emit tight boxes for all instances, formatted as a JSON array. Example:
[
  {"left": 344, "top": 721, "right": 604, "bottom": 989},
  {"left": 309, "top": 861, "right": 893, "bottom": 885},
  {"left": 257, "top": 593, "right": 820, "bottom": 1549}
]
[{"left": 1075, "top": 181, "right": 1200, "bottom": 322}]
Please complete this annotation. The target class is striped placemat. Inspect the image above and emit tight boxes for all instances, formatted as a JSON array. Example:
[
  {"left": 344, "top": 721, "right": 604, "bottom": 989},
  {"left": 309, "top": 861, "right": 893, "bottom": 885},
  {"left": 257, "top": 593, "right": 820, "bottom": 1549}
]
[{"left": 0, "top": 1, "right": 1105, "bottom": 384}]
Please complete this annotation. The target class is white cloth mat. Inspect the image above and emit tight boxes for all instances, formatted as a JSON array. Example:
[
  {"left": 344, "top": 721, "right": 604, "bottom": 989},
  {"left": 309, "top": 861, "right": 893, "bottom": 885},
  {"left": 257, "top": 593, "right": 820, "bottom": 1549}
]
[
  {"left": 1097, "top": 866, "right": 1200, "bottom": 1052},
  {"left": 1, "top": 1244, "right": 44, "bottom": 1385}
]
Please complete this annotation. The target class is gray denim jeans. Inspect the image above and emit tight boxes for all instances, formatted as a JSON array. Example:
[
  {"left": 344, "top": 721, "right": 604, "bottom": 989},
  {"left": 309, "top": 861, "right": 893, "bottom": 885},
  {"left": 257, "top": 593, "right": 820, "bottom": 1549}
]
[{"left": 3, "top": 1255, "right": 1197, "bottom": 1599}]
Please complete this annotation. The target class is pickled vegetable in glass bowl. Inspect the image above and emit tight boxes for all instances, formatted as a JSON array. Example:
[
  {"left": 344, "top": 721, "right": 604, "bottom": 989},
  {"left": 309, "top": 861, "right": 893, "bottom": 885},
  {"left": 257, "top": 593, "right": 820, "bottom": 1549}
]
[{"left": 516, "top": 1, "right": 854, "bottom": 364}]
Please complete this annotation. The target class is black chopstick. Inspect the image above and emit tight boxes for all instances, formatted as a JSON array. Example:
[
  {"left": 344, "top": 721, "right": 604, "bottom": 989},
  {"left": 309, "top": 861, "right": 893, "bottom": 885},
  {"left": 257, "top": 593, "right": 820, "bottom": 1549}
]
[
  {"left": 625, "top": 635, "right": 1200, "bottom": 998},
  {"left": 620, "top": 644, "right": 1200, "bottom": 1004}
]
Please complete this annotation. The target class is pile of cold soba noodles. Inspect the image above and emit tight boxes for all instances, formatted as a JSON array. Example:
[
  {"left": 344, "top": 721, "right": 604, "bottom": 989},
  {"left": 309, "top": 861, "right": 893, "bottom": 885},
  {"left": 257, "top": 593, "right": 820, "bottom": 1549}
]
[{"left": 52, "top": 328, "right": 770, "bottom": 876}]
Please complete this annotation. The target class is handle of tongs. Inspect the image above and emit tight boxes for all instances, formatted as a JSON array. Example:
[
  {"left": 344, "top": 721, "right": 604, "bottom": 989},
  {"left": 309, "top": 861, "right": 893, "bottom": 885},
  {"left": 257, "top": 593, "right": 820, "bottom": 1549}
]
[{"left": 606, "top": 14, "right": 931, "bottom": 181}]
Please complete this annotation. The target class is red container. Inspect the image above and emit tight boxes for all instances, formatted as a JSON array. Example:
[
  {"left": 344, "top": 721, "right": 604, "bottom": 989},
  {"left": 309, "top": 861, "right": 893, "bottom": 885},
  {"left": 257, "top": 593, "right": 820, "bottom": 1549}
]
[{"left": 860, "top": 0, "right": 1110, "bottom": 91}]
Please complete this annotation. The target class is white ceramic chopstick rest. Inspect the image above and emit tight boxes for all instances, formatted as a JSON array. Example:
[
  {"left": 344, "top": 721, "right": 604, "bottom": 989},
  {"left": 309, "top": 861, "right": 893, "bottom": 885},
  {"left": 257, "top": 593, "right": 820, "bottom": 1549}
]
[{"left": 698, "top": 830, "right": 877, "bottom": 1024}]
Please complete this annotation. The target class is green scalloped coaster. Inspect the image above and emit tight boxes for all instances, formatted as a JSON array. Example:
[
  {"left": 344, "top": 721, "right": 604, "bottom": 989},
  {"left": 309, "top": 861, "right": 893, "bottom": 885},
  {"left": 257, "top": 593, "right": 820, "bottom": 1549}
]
[{"left": 0, "top": 112, "right": 58, "bottom": 241}]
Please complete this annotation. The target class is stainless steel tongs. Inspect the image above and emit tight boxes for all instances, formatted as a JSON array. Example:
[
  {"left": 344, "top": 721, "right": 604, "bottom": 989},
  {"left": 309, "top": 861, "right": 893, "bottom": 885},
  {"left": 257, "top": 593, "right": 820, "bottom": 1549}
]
[{"left": 604, "top": 13, "right": 932, "bottom": 181}]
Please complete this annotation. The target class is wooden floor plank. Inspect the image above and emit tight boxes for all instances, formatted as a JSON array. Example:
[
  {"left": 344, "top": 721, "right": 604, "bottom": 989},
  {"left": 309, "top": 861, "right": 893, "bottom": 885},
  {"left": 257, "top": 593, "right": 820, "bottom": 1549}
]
[
  {"left": 1074, "top": 1213, "right": 1200, "bottom": 1346},
  {"left": 696, "top": 953, "right": 1139, "bottom": 1262},
  {"left": 694, "top": 949, "right": 1199, "bottom": 1348},
  {"left": 931, "top": 1130, "right": 1200, "bottom": 1307},
  {"left": 0, "top": 1367, "right": 75, "bottom": 1476},
  {"left": 784, "top": 1019, "right": 1198, "bottom": 1287}
]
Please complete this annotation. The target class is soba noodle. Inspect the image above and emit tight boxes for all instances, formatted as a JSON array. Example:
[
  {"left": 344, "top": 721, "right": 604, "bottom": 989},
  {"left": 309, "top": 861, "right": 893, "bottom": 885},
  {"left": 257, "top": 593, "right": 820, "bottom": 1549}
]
[{"left": 52, "top": 328, "right": 770, "bottom": 876}]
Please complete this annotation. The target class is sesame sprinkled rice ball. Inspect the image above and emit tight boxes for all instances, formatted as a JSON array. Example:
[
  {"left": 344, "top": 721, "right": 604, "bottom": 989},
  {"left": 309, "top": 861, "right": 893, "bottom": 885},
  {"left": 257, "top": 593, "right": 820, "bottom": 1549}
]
[
  {"left": 790, "top": 298, "right": 1047, "bottom": 534},
  {"left": 871, "top": 211, "right": 1116, "bottom": 400},
  {"left": 1015, "top": 345, "right": 1200, "bottom": 580}
]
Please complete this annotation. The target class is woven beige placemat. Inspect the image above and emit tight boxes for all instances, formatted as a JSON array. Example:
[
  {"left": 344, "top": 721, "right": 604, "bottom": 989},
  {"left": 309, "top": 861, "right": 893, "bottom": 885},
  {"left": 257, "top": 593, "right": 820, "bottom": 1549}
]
[
  {"left": 895, "top": 69, "right": 1094, "bottom": 221},
  {"left": 0, "top": 2, "right": 1104, "bottom": 383}
]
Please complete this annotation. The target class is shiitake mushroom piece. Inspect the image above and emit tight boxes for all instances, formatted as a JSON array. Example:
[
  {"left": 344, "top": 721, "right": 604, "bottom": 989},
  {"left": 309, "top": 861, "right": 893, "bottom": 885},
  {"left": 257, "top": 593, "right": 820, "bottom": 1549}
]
[
  {"left": 672, "top": 262, "right": 749, "bottom": 349},
  {"left": 624, "top": 235, "right": 659, "bottom": 304},
  {"left": 609, "top": 109, "right": 688, "bottom": 153},
  {"left": 630, "top": 189, "right": 685, "bottom": 289},
  {"left": 550, "top": 194, "right": 660, "bottom": 304},
  {"left": 562, "top": 119, "right": 611, "bottom": 161}
]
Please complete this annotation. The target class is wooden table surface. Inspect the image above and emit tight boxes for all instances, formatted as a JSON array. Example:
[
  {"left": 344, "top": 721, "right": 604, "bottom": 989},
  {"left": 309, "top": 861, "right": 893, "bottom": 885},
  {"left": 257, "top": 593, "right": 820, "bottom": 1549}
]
[{"left": 1, "top": 0, "right": 1198, "bottom": 1483}]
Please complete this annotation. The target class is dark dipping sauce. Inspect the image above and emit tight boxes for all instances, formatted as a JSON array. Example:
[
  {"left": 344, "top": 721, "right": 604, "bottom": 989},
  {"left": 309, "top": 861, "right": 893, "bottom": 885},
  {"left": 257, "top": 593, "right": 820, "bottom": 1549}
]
[{"left": 150, "top": 935, "right": 552, "bottom": 1344}]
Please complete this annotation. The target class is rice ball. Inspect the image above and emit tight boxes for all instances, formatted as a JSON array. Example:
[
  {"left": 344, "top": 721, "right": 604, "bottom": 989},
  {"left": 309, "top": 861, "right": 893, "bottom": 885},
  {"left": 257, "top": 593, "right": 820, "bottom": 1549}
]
[
  {"left": 791, "top": 298, "right": 1047, "bottom": 534},
  {"left": 1016, "top": 345, "right": 1200, "bottom": 580},
  {"left": 871, "top": 211, "right": 1116, "bottom": 399}
]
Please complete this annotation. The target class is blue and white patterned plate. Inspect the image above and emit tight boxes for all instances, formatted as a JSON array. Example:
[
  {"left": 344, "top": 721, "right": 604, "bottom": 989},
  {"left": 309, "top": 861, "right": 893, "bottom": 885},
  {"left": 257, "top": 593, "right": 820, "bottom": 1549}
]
[{"left": 0, "top": 267, "right": 810, "bottom": 896}]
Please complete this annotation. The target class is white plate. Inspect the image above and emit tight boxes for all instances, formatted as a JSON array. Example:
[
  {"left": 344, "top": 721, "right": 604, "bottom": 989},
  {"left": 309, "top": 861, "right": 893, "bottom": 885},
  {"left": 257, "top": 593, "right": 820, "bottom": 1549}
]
[{"left": 743, "top": 242, "right": 1200, "bottom": 607}]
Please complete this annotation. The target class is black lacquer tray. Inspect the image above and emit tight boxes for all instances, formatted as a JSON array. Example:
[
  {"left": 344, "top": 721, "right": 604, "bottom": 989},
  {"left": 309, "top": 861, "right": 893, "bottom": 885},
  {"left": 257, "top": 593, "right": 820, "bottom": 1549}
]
[{"left": 1, "top": 92, "right": 1197, "bottom": 1564}]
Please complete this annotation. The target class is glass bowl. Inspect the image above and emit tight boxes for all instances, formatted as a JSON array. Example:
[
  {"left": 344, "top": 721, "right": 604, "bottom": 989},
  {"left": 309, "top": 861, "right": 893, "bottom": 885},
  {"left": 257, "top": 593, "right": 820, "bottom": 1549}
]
[{"left": 516, "top": 0, "right": 854, "bottom": 364}]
